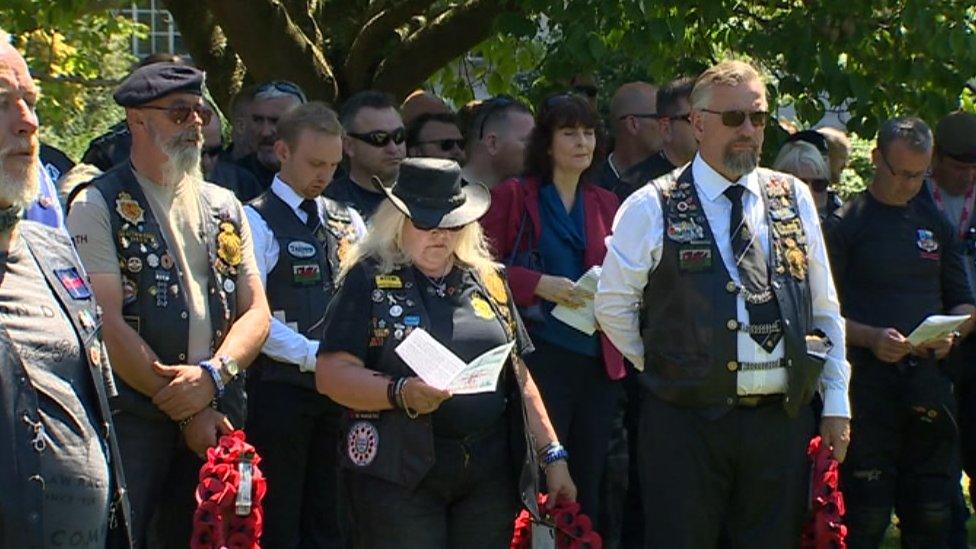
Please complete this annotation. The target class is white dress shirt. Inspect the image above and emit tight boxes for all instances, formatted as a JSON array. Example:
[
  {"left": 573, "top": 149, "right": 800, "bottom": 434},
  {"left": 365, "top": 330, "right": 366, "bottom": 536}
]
[
  {"left": 595, "top": 154, "right": 851, "bottom": 417},
  {"left": 245, "top": 175, "right": 367, "bottom": 372}
]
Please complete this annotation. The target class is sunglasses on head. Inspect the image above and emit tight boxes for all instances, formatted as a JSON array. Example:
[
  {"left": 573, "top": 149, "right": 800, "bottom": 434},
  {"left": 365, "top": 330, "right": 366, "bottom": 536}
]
[
  {"left": 477, "top": 95, "right": 516, "bottom": 139},
  {"left": 416, "top": 138, "right": 466, "bottom": 152},
  {"left": 348, "top": 128, "right": 406, "bottom": 147},
  {"left": 785, "top": 129, "right": 829, "bottom": 155},
  {"left": 255, "top": 80, "right": 307, "bottom": 103},
  {"left": 410, "top": 219, "right": 464, "bottom": 232},
  {"left": 701, "top": 109, "right": 768, "bottom": 128},
  {"left": 138, "top": 103, "right": 213, "bottom": 126}
]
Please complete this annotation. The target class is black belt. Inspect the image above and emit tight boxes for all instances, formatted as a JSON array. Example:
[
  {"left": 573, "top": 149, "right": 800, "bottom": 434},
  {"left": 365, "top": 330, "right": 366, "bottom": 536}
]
[{"left": 736, "top": 394, "right": 784, "bottom": 408}]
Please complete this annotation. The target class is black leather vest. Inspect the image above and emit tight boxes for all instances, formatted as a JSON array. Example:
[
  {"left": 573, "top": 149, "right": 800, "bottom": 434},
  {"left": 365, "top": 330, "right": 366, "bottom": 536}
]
[
  {"left": 248, "top": 190, "right": 358, "bottom": 390},
  {"left": 0, "top": 221, "right": 133, "bottom": 548},
  {"left": 641, "top": 167, "right": 822, "bottom": 417},
  {"left": 339, "top": 262, "right": 524, "bottom": 489},
  {"left": 85, "top": 164, "right": 244, "bottom": 424}
]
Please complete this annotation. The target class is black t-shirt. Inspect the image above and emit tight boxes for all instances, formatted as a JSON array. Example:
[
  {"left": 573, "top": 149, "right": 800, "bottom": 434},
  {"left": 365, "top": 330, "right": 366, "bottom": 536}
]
[
  {"left": 323, "top": 174, "right": 387, "bottom": 219},
  {"left": 825, "top": 190, "right": 974, "bottom": 340},
  {"left": 235, "top": 153, "right": 276, "bottom": 191},
  {"left": 209, "top": 160, "right": 264, "bottom": 203},
  {"left": 595, "top": 152, "right": 676, "bottom": 202},
  {"left": 319, "top": 262, "right": 533, "bottom": 438}
]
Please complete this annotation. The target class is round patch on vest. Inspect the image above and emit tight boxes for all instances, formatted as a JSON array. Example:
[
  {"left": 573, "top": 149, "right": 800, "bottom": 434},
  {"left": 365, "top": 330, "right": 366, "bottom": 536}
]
[
  {"left": 287, "top": 240, "right": 316, "bottom": 259},
  {"left": 223, "top": 278, "right": 236, "bottom": 293},
  {"left": 347, "top": 421, "right": 379, "bottom": 466}
]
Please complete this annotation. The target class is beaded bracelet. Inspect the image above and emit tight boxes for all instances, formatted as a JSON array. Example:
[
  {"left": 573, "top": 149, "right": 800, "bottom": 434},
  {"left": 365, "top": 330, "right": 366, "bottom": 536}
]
[{"left": 538, "top": 442, "right": 569, "bottom": 469}]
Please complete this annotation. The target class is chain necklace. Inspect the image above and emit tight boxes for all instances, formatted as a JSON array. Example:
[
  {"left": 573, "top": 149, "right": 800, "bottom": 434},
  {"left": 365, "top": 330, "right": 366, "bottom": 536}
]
[{"left": 420, "top": 263, "right": 453, "bottom": 297}]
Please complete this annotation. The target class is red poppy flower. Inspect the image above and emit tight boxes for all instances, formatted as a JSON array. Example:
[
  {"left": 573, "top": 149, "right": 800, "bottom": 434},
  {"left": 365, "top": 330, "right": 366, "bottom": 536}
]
[
  {"left": 190, "top": 522, "right": 221, "bottom": 549},
  {"left": 225, "top": 532, "right": 254, "bottom": 549}
]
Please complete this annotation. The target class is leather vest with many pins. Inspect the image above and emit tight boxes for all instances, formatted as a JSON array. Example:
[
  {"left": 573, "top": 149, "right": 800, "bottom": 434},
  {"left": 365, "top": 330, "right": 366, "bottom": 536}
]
[
  {"left": 248, "top": 190, "right": 358, "bottom": 390},
  {"left": 0, "top": 221, "right": 133, "bottom": 548},
  {"left": 87, "top": 164, "right": 244, "bottom": 424},
  {"left": 339, "top": 262, "right": 526, "bottom": 490},
  {"left": 640, "top": 166, "right": 823, "bottom": 417}
]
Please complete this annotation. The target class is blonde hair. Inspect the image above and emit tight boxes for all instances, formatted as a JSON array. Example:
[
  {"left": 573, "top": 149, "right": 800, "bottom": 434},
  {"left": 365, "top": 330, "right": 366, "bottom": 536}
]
[
  {"left": 773, "top": 140, "right": 829, "bottom": 180},
  {"left": 341, "top": 200, "right": 501, "bottom": 283},
  {"left": 690, "top": 60, "right": 764, "bottom": 110}
]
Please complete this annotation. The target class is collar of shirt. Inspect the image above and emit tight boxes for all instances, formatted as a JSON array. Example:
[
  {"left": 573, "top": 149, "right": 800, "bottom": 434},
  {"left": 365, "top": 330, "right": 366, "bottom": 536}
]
[
  {"left": 272, "top": 174, "right": 319, "bottom": 224},
  {"left": 691, "top": 153, "right": 761, "bottom": 203}
]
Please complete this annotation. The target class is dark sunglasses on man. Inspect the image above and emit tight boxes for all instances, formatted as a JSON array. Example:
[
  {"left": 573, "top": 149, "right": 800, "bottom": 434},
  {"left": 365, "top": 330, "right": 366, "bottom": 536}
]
[
  {"left": 416, "top": 138, "right": 466, "bottom": 152},
  {"left": 701, "top": 109, "right": 768, "bottom": 128},
  {"left": 348, "top": 128, "right": 407, "bottom": 147},
  {"left": 138, "top": 103, "right": 213, "bottom": 126}
]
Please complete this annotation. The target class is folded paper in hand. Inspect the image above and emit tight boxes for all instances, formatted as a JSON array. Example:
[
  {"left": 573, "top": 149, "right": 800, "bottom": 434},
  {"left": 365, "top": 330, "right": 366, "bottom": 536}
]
[
  {"left": 394, "top": 328, "right": 515, "bottom": 394},
  {"left": 906, "top": 314, "right": 970, "bottom": 346},
  {"left": 551, "top": 266, "right": 602, "bottom": 335}
]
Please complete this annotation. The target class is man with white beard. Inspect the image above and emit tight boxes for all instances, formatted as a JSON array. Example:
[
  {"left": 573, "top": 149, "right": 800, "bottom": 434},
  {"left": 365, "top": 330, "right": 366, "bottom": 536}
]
[
  {"left": 66, "top": 62, "right": 270, "bottom": 548},
  {"left": 0, "top": 42, "right": 132, "bottom": 548}
]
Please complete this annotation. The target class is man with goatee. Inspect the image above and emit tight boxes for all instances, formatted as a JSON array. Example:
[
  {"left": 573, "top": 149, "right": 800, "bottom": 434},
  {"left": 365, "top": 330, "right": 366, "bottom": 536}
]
[
  {"left": 0, "top": 42, "right": 132, "bottom": 548},
  {"left": 67, "top": 63, "right": 270, "bottom": 548}
]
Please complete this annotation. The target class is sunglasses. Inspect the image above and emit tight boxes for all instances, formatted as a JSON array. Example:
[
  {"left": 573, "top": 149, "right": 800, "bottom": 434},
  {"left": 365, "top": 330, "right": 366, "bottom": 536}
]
[
  {"left": 255, "top": 80, "right": 307, "bottom": 103},
  {"left": 416, "top": 138, "right": 465, "bottom": 152},
  {"left": 348, "top": 128, "right": 406, "bottom": 147},
  {"left": 410, "top": 219, "right": 465, "bottom": 232},
  {"left": 785, "top": 129, "right": 829, "bottom": 155},
  {"left": 139, "top": 103, "right": 213, "bottom": 126},
  {"left": 477, "top": 95, "right": 516, "bottom": 139},
  {"left": 701, "top": 109, "right": 768, "bottom": 128}
]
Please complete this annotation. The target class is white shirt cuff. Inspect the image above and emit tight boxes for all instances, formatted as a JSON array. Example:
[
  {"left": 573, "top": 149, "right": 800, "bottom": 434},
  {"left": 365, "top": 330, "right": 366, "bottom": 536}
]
[
  {"left": 820, "top": 387, "right": 851, "bottom": 418},
  {"left": 299, "top": 340, "right": 319, "bottom": 373}
]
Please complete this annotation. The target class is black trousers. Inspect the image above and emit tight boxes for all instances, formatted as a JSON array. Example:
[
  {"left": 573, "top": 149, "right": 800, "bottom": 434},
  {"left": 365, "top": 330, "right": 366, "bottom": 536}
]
[
  {"left": 841, "top": 355, "right": 958, "bottom": 549},
  {"left": 246, "top": 380, "right": 345, "bottom": 548},
  {"left": 638, "top": 393, "right": 814, "bottom": 548},
  {"left": 344, "top": 426, "right": 518, "bottom": 548},
  {"left": 524, "top": 340, "right": 624, "bottom": 530}
]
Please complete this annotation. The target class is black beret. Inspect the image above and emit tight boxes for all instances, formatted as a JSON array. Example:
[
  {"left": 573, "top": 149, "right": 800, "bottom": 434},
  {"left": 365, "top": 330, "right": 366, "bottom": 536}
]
[
  {"left": 935, "top": 111, "right": 976, "bottom": 163},
  {"left": 113, "top": 62, "right": 205, "bottom": 107}
]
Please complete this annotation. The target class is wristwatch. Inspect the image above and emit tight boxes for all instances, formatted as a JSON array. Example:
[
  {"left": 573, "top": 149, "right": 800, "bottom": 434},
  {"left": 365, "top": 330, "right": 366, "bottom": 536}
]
[{"left": 217, "top": 354, "right": 240, "bottom": 385}]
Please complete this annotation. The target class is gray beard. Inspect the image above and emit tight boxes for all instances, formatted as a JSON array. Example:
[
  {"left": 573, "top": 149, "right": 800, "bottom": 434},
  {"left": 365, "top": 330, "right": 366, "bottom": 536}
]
[
  {"left": 723, "top": 147, "right": 759, "bottom": 178},
  {"left": 152, "top": 128, "right": 203, "bottom": 187},
  {"left": 0, "top": 155, "right": 40, "bottom": 208}
]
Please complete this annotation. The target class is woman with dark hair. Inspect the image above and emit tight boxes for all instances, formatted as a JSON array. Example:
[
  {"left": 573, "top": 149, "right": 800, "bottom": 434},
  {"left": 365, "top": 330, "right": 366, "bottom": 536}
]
[{"left": 481, "top": 93, "right": 624, "bottom": 527}]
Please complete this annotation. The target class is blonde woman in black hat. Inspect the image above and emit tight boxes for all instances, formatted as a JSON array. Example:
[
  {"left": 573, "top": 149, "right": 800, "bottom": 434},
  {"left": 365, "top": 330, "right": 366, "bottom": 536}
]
[{"left": 317, "top": 157, "right": 575, "bottom": 548}]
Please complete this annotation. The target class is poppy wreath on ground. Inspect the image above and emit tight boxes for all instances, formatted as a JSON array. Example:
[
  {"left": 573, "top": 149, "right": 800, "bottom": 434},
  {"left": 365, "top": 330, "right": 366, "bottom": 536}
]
[
  {"left": 191, "top": 430, "right": 267, "bottom": 549},
  {"left": 801, "top": 435, "right": 847, "bottom": 549},
  {"left": 511, "top": 494, "right": 602, "bottom": 549}
]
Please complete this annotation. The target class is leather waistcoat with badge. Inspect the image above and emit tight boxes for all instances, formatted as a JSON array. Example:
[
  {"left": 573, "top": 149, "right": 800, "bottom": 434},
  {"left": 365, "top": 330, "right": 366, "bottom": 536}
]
[
  {"left": 88, "top": 164, "right": 244, "bottom": 424},
  {"left": 249, "top": 191, "right": 358, "bottom": 390},
  {"left": 0, "top": 221, "right": 133, "bottom": 549},
  {"left": 340, "top": 261, "right": 524, "bottom": 490},
  {"left": 640, "top": 167, "right": 822, "bottom": 417}
]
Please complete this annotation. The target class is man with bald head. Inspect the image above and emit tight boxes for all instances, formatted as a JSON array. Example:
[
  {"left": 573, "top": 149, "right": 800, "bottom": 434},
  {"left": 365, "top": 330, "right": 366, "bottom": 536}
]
[
  {"left": 0, "top": 41, "right": 132, "bottom": 548},
  {"left": 596, "top": 82, "right": 671, "bottom": 200}
]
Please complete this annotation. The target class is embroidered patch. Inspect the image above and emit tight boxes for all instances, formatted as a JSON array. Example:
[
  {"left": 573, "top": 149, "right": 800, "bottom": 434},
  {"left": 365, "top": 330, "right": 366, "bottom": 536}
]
[
  {"left": 115, "top": 192, "right": 144, "bottom": 225},
  {"left": 375, "top": 275, "right": 403, "bottom": 289},
  {"left": 217, "top": 221, "right": 243, "bottom": 268},
  {"left": 471, "top": 295, "right": 496, "bottom": 320},
  {"left": 666, "top": 219, "right": 705, "bottom": 243},
  {"left": 293, "top": 263, "right": 322, "bottom": 285},
  {"left": 287, "top": 240, "right": 316, "bottom": 258},
  {"left": 347, "top": 421, "right": 379, "bottom": 466},
  {"left": 483, "top": 270, "right": 509, "bottom": 305},
  {"left": 55, "top": 267, "right": 91, "bottom": 300},
  {"left": 916, "top": 229, "right": 939, "bottom": 253},
  {"left": 678, "top": 246, "right": 713, "bottom": 272}
]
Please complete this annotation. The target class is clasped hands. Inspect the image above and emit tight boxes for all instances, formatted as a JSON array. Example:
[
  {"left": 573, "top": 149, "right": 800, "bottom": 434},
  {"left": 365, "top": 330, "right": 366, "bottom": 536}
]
[{"left": 151, "top": 361, "right": 232, "bottom": 456}]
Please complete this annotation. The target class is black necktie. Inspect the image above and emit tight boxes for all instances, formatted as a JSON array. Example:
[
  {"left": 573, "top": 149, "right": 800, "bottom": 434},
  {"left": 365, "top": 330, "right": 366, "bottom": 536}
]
[
  {"left": 723, "top": 184, "right": 782, "bottom": 351},
  {"left": 299, "top": 199, "right": 321, "bottom": 233}
]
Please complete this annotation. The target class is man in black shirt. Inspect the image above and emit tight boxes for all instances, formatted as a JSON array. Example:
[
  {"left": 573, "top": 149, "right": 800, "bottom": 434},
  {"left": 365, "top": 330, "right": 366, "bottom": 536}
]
[
  {"left": 596, "top": 82, "right": 664, "bottom": 200},
  {"left": 325, "top": 91, "right": 405, "bottom": 218},
  {"left": 825, "top": 117, "right": 976, "bottom": 548},
  {"left": 235, "top": 81, "right": 307, "bottom": 189}
]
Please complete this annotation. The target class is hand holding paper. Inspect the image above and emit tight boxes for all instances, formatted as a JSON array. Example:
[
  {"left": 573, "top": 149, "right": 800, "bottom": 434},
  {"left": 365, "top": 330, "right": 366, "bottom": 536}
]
[
  {"left": 906, "top": 315, "right": 970, "bottom": 346},
  {"left": 395, "top": 328, "right": 514, "bottom": 394},
  {"left": 551, "top": 266, "right": 602, "bottom": 335}
]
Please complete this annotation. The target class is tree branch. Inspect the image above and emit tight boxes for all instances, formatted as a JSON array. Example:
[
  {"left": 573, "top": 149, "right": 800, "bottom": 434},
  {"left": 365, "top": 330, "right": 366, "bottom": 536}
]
[
  {"left": 372, "top": 0, "right": 514, "bottom": 99},
  {"left": 205, "top": 0, "right": 338, "bottom": 103},
  {"left": 343, "top": 0, "right": 437, "bottom": 92},
  {"left": 163, "top": 0, "right": 245, "bottom": 114},
  {"left": 282, "top": 0, "right": 325, "bottom": 50}
]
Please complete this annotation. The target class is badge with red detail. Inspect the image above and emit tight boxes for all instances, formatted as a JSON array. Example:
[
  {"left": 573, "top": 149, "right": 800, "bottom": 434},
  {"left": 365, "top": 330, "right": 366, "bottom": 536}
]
[{"left": 346, "top": 421, "right": 379, "bottom": 466}]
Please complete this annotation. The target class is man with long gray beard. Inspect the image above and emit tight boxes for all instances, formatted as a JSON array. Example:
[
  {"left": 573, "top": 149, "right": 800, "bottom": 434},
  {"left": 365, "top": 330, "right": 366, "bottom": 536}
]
[
  {"left": 66, "top": 63, "right": 270, "bottom": 548},
  {"left": 0, "top": 42, "right": 132, "bottom": 548}
]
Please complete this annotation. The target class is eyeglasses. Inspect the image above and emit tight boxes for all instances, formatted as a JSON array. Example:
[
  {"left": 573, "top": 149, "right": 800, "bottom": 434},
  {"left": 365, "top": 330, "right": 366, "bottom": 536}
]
[
  {"left": 202, "top": 145, "right": 223, "bottom": 158},
  {"left": 618, "top": 113, "right": 660, "bottom": 121},
  {"left": 700, "top": 109, "right": 768, "bottom": 128},
  {"left": 348, "top": 128, "right": 406, "bottom": 147},
  {"left": 410, "top": 219, "right": 465, "bottom": 232},
  {"left": 880, "top": 150, "right": 928, "bottom": 180},
  {"left": 138, "top": 103, "right": 213, "bottom": 125},
  {"left": 416, "top": 138, "right": 465, "bottom": 152},
  {"left": 477, "top": 95, "right": 516, "bottom": 139},
  {"left": 254, "top": 80, "right": 307, "bottom": 103}
]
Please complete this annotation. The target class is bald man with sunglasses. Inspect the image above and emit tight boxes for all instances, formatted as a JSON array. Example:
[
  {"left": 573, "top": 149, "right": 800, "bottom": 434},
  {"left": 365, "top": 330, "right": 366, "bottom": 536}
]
[
  {"left": 596, "top": 60, "right": 850, "bottom": 548},
  {"left": 66, "top": 63, "right": 270, "bottom": 548}
]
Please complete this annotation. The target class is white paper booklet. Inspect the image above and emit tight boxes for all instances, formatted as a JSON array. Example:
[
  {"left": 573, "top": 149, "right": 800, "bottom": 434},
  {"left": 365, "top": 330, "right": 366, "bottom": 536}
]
[
  {"left": 551, "top": 266, "right": 602, "bottom": 335},
  {"left": 394, "top": 328, "right": 515, "bottom": 394},
  {"left": 906, "top": 314, "right": 970, "bottom": 346}
]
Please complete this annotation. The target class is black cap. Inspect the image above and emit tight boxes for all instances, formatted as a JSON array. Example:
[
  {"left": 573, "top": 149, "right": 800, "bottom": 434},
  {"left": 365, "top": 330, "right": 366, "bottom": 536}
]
[
  {"left": 113, "top": 62, "right": 205, "bottom": 107},
  {"left": 935, "top": 111, "right": 976, "bottom": 163},
  {"left": 375, "top": 158, "right": 490, "bottom": 230}
]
